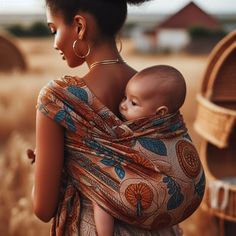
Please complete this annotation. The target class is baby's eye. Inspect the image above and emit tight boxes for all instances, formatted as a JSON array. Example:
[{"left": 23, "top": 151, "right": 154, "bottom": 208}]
[
  {"left": 51, "top": 30, "right": 57, "bottom": 35},
  {"left": 131, "top": 101, "right": 137, "bottom": 106},
  {"left": 49, "top": 27, "right": 57, "bottom": 35}
]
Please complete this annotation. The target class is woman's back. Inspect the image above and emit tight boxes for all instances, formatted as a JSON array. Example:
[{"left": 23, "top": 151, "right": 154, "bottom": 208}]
[{"left": 83, "top": 64, "right": 136, "bottom": 116}]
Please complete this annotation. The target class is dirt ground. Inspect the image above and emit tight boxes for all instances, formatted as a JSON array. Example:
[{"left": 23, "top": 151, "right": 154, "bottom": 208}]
[{"left": 0, "top": 37, "right": 225, "bottom": 235}]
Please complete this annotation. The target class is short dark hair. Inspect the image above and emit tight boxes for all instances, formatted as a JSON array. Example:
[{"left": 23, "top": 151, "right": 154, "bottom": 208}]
[
  {"left": 45, "top": 0, "right": 151, "bottom": 38},
  {"left": 139, "top": 65, "right": 187, "bottom": 113}
]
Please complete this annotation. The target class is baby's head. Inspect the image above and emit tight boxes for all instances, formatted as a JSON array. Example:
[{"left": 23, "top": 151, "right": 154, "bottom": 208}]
[{"left": 119, "top": 65, "right": 186, "bottom": 120}]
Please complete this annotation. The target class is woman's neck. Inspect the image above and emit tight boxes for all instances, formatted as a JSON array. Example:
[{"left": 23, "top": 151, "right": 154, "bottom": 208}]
[{"left": 86, "top": 38, "right": 123, "bottom": 68}]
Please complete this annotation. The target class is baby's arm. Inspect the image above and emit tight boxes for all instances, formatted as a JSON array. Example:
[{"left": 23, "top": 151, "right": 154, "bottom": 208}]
[{"left": 93, "top": 202, "right": 114, "bottom": 236}]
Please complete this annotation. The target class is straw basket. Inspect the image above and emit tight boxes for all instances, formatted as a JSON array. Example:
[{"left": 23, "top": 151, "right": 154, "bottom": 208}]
[
  {"left": 194, "top": 31, "right": 236, "bottom": 149},
  {"left": 194, "top": 30, "right": 236, "bottom": 223},
  {"left": 194, "top": 94, "right": 236, "bottom": 148},
  {"left": 201, "top": 131, "right": 236, "bottom": 222}
]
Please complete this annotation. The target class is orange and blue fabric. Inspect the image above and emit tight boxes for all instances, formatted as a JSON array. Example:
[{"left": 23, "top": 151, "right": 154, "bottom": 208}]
[{"left": 37, "top": 76, "right": 205, "bottom": 236}]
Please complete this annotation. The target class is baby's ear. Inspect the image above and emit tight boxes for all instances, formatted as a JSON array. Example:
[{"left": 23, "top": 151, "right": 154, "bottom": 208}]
[{"left": 156, "top": 106, "right": 168, "bottom": 116}]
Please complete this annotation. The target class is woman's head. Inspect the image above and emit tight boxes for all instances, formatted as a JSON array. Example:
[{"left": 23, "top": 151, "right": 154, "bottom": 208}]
[
  {"left": 45, "top": 0, "right": 152, "bottom": 67},
  {"left": 45, "top": 0, "right": 150, "bottom": 38}
]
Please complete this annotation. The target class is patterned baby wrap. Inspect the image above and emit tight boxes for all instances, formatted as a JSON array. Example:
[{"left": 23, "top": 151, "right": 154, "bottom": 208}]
[{"left": 37, "top": 76, "right": 205, "bottom": 235}]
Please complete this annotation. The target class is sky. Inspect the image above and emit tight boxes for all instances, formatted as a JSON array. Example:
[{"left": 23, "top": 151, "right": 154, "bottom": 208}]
[{"left": 0, "top": 0, "right": 236, "bottom": 14}]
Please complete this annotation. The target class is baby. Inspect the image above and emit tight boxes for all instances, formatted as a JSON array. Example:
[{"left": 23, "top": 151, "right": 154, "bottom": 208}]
[{"left": 93, "top": 65, "right": 187, "bottom": 236}]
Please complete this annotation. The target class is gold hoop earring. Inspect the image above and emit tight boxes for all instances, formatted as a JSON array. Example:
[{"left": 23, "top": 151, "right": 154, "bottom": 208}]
[
  {"left": 116, "top": 36, "right": 123, "bottom": 53},
  {"left": 73, "top": 39, "right": 91, "bottom": 58}
]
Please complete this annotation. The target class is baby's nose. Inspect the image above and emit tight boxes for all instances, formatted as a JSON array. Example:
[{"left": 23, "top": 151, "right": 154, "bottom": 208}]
[{"left": 120, "top": 101, "right": 127, "bottom": 110}]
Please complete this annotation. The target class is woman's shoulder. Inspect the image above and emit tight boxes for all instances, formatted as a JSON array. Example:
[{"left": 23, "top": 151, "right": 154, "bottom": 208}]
[
  {"left": 37, "top": 74, "right": 93, "bottom": 106},
  {"left": 40, "top": 75, "right": 86, "bottom": 94},
  {"left": 50, "top": 75, "right": 84, "bottom": 88},
  {"left": 36, "top": 75, "right": 85, "bottom": 122},
  {"left": 58, "top": 75, "right": 85, "bottom": 87}
]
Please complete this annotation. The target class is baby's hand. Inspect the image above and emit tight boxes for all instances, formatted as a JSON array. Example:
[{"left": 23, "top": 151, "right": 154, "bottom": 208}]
[{"left": 27, "top": 149, "right": 36, "bottom": 164}]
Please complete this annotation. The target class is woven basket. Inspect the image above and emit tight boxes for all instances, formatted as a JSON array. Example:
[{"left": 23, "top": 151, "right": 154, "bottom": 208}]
[
  {"left": 194, "top": 31, "right": 236, "bottom": 222},
  {"left": 201, "top": 138, "right": 236, "bottom": 222},
  {"left": 194, "top": 31, "right": 236, "bottom": 148},
  {"left": 194, "top": 94, "right": 236, "bottom": 148}
]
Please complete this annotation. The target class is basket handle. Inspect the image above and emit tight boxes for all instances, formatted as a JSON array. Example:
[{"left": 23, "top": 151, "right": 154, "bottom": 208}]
[
  {"left": 209, "top": 180, "right": 230, "bottom": 211},
  {"left": 205, "top": 41, "right": 236, "bottom": 99}
]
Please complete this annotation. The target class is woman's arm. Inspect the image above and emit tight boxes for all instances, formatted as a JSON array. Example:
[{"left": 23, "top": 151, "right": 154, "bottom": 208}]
[{"left": 33, "top": 110, "right": 64, "bottom": 222}]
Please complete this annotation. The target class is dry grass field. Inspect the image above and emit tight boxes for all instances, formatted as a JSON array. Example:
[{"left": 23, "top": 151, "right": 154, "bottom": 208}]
[{"left": 0, "top": 37, "right": 221, "bottom": 235}]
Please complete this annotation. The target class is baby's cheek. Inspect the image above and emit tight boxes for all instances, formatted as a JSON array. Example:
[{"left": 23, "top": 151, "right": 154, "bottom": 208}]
[{"left": 126, "top": 112, "right": 140, "bottom": 121}]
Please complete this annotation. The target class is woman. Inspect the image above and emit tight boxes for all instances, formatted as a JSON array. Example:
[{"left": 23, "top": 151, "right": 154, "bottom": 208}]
[{"left": 32, "top": 0, "right": 186, "bottom": 235}]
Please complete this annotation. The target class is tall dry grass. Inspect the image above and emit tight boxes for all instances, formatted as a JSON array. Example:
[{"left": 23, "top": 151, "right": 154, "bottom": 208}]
[
  {"left": 0, "top": 74, "right": 50, "bottom": 141},
  {"left": 0, "top": 131, "right": 50, "bottom": 236},
  {"left": 0, "top": 73, "right": 52, "bottom": 235}
]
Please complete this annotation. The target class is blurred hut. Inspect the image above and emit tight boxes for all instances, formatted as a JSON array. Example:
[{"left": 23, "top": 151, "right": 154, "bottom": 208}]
[
  {"left": 130, "top": 27, "right": 157, "bottom": 53},
  {"left": 156, "top": 1, "right": 222, "bottom": 53},
  {"left": 194, "top": 31, "right": 236, "bottom": 235},
  {"left": 131, "top": 1, "right": 223, "bottom": 54},
  {"left": 0, "top": 34, "right": 27, "bottom": 72}
]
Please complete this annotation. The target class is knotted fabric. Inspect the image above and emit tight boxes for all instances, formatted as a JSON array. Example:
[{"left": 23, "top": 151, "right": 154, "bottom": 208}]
[{"left": 37, "top": 76, "right": 205, "bottom": 236}]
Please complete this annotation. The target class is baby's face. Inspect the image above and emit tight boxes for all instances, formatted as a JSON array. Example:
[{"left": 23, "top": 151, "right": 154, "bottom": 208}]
[{"left": 119, "top": 77, "right": 158, "bottom": 121}]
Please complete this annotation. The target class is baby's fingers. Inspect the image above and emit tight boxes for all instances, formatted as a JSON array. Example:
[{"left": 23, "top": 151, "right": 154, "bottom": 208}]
[{"left": 27, "top": 149, "right": 36, "bottom": 164}]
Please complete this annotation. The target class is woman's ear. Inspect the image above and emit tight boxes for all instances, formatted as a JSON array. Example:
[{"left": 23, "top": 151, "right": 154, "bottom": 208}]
[
  {"left": 156, "top": 106, "right": 168, "bottom": 116},
  {"left": 74, "top": 15, "right": 87, "bottom": 39}
]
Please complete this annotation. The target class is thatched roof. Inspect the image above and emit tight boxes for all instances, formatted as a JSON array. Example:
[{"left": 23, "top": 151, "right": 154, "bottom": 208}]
[
  {"left": 0, "top": 34, "right": 27, "bottom": 72},
  {"left": 157, "top": 2, "right": 221, "bottom": 30}
]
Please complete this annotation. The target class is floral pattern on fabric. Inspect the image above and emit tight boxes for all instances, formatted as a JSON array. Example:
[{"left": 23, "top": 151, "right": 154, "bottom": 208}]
[{"left": 37, "top": 76, "right": 205, "bottom": 235}]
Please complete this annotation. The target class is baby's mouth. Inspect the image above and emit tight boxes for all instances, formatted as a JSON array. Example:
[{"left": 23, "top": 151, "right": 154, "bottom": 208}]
[
  {"left": 120, "top": 113, "right": 127, "bottom": 121},
  {"left": 59, "top": 51, "right": 65, "bottom": 60}
]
